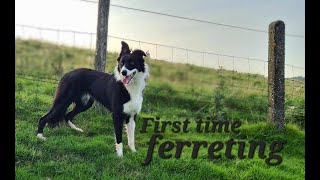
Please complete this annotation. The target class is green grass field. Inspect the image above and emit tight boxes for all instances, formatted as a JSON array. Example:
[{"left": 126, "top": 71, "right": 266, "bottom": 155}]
[{"left": 15, "top": 39, "right": 305, "bottom": 179}]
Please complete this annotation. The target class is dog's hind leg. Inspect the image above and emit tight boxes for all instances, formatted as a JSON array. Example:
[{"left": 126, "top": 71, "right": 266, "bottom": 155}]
[
  {"left": 37, "top": 76, "right": 78, "bottom": 140},
  {"left": 65, "top": 96, "right": 94, "bottom": 132},
  {"left": 37, "top": 102, "right": 69, "bottom": 140},
  {"left": 37, "top": 92, "right": 73, "bottom": 140},
  {"left": 37, "top": 112, "right": 52, "bottom": 140}
]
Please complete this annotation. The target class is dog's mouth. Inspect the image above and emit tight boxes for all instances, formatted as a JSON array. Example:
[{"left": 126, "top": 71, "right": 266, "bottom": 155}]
[{"left": 122, "top": 71, "right": 136, "bottom": 85}]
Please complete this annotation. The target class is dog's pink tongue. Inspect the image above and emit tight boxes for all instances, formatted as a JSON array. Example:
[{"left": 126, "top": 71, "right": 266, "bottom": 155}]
[{"left": 122, "top": 76, "right": 131, "bottom": 84}]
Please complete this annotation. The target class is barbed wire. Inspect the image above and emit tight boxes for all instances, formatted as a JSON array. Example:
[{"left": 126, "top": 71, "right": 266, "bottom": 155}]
[{"left": 76, "top": 0, "right": 304, "bottom": 39}]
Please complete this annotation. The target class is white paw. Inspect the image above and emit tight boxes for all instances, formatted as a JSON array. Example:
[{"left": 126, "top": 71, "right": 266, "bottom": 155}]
[
  {"left": 128, "top": 143, "right": 136, "bottom": 152},
  {"left": 75, "top": 128, "right": 84, "bottom": 132},
  {"left": 36, "top": 133, "right": 46, "bottom": 140},
  {"left": 116, "top": 142, "right": 123, "bottom": 157},
  {"left": 117, "top": 150, "right": 123, "bottom": 157},
  {"left": 67, "top": 121, "right": 84, "bottom": 132}
]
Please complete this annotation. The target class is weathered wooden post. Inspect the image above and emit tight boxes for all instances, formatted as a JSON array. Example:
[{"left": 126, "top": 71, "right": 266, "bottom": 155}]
[
  {"left": 268, "top": 20, "right": 285, "bottom": 130},
  {"left": 94, "top": 0, "right": 110, "bottom": 72},
  {"left": 94, "top": 0, "right": 110, "bottom": 111}
]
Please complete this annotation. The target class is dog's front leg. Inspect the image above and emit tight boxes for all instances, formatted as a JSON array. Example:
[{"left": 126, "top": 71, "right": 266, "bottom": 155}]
[
  {"left": 127, "top": 115, "right": 136, "bottom": 152},
  {"left": 113, "top": 112, "right": 124, "bottom": 157}
]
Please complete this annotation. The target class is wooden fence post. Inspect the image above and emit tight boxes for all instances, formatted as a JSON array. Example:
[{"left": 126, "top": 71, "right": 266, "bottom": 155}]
[
  {"left": 94, "top": 0, "right": 110, "bottom": 111},
  {"left": 268, "top": 20, "right": 285, "bottom": 129},
  {"left": 94, "top": 0, "right": 110, "bottom": 72}
]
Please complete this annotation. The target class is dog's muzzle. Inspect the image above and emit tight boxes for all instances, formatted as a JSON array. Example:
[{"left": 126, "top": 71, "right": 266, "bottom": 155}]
[
  {"left": 121, "top": 70, "right": 127, "bottom": 76},
  {"left": 122, "top": 71, "right": 136, "bottom": 85}
]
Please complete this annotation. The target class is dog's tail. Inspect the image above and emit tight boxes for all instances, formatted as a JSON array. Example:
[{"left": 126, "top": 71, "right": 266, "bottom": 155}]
[{"left": 46, "top": 78, "right": 73, "bottom": 128}]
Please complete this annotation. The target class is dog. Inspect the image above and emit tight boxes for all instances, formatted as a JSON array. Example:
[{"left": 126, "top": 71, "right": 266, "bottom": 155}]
[{"left": 36, "top": 41, "right": 150, "bottom": 157}]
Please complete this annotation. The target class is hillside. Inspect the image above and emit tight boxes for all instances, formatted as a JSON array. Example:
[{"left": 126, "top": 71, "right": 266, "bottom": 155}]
[
  {"left": 15, "top": 39, "right": 305, "bottom": 179},
  {"left": 15, "top": 38, "right": 305, "bottom": 125},
  {"left": 287, "top": 76, "right": 305, "bottom": 82}
]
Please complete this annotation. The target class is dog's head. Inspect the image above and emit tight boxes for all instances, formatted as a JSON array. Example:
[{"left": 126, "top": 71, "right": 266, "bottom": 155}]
[{"left": 115, "top": 41, "right": 149, "bottom": 85}]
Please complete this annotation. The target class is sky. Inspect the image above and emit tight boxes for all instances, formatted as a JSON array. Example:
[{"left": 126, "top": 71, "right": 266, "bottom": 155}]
[{"left": 15, "top": 0, "right": 305, "bottom": 77}]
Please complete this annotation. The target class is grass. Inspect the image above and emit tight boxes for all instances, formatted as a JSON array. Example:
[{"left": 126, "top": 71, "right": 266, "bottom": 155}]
[
  {"left": 15, "top": 39, "right": 305, "bottom": 179},
  {"left": 15, "top": 38, "right": 305, "bottom": 126}
]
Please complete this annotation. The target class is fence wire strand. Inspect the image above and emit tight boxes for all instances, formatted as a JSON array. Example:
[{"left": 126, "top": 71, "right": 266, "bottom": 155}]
[{"left": 15, "top": 24, "right": 304, "bottom": 100}]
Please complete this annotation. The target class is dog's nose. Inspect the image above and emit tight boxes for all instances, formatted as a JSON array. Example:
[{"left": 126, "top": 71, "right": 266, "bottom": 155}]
[{"left": 121, "top": 70, "right": 127, "bottom": 76}]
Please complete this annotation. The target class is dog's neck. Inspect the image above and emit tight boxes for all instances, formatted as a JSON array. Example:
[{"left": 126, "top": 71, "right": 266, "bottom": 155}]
[{"left": 113, "top": 64, "right": 150, "bottom": 93}]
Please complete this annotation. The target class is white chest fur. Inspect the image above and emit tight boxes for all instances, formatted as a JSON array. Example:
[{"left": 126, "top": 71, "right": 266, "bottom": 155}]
[
  {"left": 114, "top": 64, "right": 150, "bottom": 116},
  {"left": 123, "top": 92, "right": 143, "bottom": 116},
  {"left": 123, "top": 75, "right": 146, "bottom": 116}
]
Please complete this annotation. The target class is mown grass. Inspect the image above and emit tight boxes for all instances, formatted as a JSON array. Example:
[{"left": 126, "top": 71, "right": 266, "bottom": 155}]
[{"left": 15, "top": 39, "right": 305, "bottom": 179}]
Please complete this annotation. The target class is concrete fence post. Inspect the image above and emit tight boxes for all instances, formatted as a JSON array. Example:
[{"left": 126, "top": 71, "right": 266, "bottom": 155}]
[{"left": 268, "top": 20, "right": 285, "bottom": 130}]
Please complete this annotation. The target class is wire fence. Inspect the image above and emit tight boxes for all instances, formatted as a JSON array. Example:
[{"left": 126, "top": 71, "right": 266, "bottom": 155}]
[
  {"left": 15, "top": 23, "right": 304, "bottom": 98},
  {"left": 15, "top": 73, "right": 272, "bottom": 122},
  {"left": 15, "top": 0, "right": 305, "bottom": 126},
  {"left": 15, "top": 24, "right": 305, "bottom": 70},
  {"left": 15, "top": 71, "right": 303, "bottom": 124},
  {"left": 78, "top": 0, "right": 304, "bottom": 39}
]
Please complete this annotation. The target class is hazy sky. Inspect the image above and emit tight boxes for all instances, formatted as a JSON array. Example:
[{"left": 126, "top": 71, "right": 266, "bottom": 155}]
[{"left": 15, "top": 0, "right": 305, "bottom": 77}]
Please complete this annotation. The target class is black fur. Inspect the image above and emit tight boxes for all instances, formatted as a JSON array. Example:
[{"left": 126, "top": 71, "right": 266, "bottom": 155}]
[{"left": 37, "top": 41, "right": 147, "bottom": 145}]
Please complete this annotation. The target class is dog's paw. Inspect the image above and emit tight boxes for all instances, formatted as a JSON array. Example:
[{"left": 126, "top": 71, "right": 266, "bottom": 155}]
[
  {"left": 117, "top": 150, "right": 123, "bottom": 157},
  {"left": 75, "top": 127, "right": 84, "bottom": 132},
  {"left": 67, "top": 121, "right": 84, "bottom": 132},
  {"left": 36, "top": 133, "right": 46, "bottom": 140},
  {"left": 116, "top": 142, "right": 123, "bottom": 157},
  {"left": 128, "top": 143, "right": 136, "bottom": 152}
]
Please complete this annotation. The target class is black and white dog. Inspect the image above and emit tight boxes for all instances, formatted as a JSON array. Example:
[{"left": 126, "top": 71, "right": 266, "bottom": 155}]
[{"left": 36, "top": 41, "right": 149, "bottom": 157}]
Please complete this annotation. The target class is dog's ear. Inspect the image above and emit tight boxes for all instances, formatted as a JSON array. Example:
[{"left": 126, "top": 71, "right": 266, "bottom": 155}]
[
  {"left": 132, "top": 49, "right": 147, "bottom": 60},
  {"left": 117, "top": 41, "right": 131, "bottom": 61}
]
